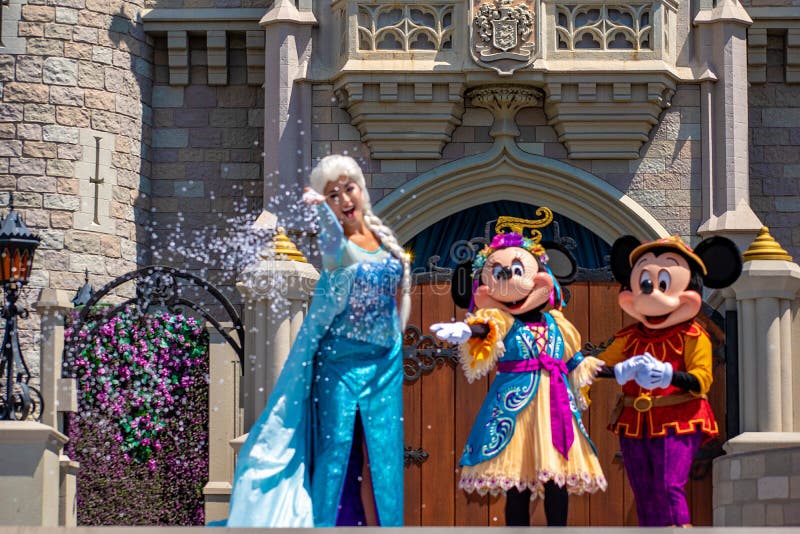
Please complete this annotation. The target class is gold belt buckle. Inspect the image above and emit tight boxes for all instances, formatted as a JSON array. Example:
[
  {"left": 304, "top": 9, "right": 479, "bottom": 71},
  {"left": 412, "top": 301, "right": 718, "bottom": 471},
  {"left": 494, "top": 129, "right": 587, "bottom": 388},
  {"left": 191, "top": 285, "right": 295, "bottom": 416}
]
[{"left": 633, "top": 394, "right": 653, "bottom": 412}]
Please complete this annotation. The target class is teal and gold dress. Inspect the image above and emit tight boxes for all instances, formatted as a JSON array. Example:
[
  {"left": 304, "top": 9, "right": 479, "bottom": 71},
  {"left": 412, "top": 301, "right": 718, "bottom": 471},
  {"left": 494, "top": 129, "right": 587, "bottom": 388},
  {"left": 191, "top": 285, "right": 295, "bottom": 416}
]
[{"left": 227, "top": 204, "right": 404, "bottom": 527}]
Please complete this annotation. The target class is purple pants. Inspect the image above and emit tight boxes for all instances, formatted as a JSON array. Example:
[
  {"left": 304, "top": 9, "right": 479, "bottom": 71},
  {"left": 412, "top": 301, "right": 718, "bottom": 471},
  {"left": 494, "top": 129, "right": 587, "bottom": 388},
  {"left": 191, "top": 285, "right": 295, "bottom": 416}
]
[{"left": 619, "top": 427, "right": 702, "bottom": 526}]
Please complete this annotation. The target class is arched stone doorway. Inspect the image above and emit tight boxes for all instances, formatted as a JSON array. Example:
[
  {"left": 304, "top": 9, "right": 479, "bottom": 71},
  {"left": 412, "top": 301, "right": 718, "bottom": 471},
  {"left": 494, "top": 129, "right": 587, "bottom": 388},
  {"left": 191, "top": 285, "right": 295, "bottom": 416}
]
[{"left": 373, "top": 140, "right": 669, "bottom": 246}]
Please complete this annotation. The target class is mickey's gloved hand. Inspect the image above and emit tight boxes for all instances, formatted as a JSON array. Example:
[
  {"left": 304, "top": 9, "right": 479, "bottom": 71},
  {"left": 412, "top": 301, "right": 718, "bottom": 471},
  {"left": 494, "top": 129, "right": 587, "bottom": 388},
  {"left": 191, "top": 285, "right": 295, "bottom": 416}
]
[
  {"left": 634, "top": 353, "right": 673, "bottom": 390},
  {"left": 613, "top": 355, "right": 650, "bottom": 385},
  {"left": 431, "top": 322, "right": 472, "bottom": 344}
]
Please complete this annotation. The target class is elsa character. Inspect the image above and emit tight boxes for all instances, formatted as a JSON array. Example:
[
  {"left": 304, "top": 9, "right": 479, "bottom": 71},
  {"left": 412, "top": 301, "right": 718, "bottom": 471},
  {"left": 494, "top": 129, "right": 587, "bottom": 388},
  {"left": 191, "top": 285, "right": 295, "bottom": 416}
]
[{"left": 227, "top": 154, "right": 410, "bottom": 527}]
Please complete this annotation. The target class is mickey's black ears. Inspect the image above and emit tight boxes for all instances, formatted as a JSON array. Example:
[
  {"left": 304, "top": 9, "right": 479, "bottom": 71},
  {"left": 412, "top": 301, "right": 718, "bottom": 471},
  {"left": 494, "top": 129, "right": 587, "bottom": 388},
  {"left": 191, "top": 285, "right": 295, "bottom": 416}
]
[
  {"left": 610, "top": 234, "right": 743, "bottom": 289},
  {"left": 541, "top": 241, "right": 577, "bottom": 285},
  {"left": 610, "top": 235, "right": 641, "bottom": 285},
  {"left": 451, "top": 261, "right": 474, "bottom": 310},
  {"left": 694, "top": 236, "right": 742, "bottom": 289}
]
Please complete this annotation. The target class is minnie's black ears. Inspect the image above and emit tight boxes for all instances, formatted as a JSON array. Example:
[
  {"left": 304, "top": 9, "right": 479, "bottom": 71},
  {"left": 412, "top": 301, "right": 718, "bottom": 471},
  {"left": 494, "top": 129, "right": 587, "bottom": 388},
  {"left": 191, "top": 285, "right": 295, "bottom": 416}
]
[
  {"left": 610, "top": 235, "right": 641, "bottom": 285},
  {"left": 540, "top": 241, "right": 577, "bottom": 285},
  {"left": 451, "top": 261, "right": 473, "bottom": 310},
  {"left": 449, "top": 241, "right": 579, "bottom": 309},
  {"left": 694, "top": 236, "right": 742, "bottom": 289}
]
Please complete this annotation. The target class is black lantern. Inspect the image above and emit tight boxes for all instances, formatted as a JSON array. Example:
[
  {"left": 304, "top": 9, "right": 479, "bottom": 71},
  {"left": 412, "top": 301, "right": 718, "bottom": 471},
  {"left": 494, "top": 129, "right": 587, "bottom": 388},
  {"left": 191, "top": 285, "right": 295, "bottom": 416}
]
[
  {"left": 0, "top": 193, "right": 41, "bottom": 420},
  {"left": 0, "top": 194, "right": 39, "bottom": 284}
]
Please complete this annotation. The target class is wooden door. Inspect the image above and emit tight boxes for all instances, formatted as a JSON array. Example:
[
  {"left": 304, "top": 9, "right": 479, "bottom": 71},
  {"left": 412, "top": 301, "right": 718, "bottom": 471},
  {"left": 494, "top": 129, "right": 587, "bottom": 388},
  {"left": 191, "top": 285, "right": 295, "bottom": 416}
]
[{"left": 402, "top": 281, "right": 724, "bottom": 526}]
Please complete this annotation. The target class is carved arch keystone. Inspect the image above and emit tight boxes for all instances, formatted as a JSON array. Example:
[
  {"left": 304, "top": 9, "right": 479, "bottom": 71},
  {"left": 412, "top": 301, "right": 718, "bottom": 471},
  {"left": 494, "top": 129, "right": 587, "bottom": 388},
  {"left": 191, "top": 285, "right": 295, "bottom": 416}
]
[{"left": 466, "top": 85, "right": 544, "bottom": 139}]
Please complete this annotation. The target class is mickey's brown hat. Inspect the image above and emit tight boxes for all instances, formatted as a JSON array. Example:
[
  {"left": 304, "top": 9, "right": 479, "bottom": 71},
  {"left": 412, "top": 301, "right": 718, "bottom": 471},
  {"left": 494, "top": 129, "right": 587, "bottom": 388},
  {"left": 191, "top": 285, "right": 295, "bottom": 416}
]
[{"left": 629, "top": 235, "right": 707, "bottom": 275}]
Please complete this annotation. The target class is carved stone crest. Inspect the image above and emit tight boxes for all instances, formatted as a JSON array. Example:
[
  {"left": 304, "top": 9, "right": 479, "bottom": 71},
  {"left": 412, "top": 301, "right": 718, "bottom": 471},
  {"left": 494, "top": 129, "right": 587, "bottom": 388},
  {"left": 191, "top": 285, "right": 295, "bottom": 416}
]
[{"left": 471, "top": 0, "right": 536, "bottom": 75}]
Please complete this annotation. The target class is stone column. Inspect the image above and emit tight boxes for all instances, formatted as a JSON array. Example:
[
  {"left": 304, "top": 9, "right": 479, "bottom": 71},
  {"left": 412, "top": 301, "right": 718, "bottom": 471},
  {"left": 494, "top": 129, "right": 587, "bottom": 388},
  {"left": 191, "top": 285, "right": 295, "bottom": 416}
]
[
  {"left": 59, "top": 456, "right": 79, "bottom": 527},
  {"left": 203, "top": 322, "right": 243, "bottom": 524},
  {"left": 730, "top": 227, "right": 800, "bottom": 434},
  {"left": 694, "top": 0, "right": 762, "bottom": 251},
  {"left": 34, "top": 289, "right": 78, "bottom": 527},
  {"left": 236, "top": 226, "right": 319, "bottom": 431},
  {"left": 713, "top": 227, "right": 800, "bottom": 526},
  {"left": 33, "top": 289, "right": 75, "bottom": 431},
  {"left": 0, "top": 421, "right": 68, "bottom": 525},
  {"left": 261, "top": 0, "right": 317, "bottom": 228}
]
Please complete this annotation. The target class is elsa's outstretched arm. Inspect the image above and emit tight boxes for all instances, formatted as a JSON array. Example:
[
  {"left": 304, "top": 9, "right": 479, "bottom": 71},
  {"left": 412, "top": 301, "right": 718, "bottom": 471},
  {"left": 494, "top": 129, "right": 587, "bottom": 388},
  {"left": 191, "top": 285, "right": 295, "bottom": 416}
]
[{"left": 303, "top": 188, "right": 346, "bottom": 270}]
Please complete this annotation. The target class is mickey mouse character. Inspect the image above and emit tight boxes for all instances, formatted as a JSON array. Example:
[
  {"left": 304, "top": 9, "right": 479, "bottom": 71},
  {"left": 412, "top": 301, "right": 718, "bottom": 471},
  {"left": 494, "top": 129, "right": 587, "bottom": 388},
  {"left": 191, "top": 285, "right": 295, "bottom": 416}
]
[
  {"left": 600, "top": 234, "right": 742, "bottom": 527},
  {"left": 432, "top": 211, "right": 607, "bottom": 526}
]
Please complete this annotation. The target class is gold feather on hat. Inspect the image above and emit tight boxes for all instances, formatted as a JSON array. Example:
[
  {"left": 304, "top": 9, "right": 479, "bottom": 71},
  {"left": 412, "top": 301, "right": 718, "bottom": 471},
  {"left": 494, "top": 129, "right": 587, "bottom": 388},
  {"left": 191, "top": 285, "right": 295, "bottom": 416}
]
[{"left": 494, "top": 207, "right": 553, "bottom": 244}]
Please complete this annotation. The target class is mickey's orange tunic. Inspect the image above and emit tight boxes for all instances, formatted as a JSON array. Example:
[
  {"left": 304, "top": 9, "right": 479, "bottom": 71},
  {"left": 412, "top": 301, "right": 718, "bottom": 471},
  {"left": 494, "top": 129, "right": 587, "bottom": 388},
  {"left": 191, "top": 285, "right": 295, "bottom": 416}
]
[{"left": 601, "top": 320, "right": 718, "bottom": 439}]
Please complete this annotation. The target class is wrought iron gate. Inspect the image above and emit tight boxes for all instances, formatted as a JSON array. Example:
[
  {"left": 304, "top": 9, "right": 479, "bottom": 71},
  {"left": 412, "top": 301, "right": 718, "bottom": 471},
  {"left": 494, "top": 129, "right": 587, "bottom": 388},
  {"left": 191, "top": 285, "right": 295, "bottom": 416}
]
[{"left": 65, "top": 265, "right": 243, "bottom": 366}]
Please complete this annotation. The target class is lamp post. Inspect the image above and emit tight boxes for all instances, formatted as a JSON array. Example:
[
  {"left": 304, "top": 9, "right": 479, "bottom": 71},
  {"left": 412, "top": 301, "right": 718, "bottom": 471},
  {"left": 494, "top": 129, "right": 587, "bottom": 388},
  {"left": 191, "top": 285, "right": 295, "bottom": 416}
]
[{"left": 0, "top": 193, "right": 41, "bottom": 420}]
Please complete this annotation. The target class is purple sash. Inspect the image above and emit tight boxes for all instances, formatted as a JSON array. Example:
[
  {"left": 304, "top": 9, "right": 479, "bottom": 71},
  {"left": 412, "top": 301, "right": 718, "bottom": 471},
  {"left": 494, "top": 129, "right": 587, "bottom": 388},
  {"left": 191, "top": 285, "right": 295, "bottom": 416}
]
[{"left": 496, "top": 354, "right": 574, "bottom": 459}]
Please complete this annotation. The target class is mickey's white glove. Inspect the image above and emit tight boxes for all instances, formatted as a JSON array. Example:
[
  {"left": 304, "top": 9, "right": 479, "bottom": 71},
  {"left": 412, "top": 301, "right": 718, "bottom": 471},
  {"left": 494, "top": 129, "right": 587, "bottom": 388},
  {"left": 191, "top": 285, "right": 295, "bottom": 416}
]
[
  {"left": 613, "top": 354, "right": 650, "bottom": 385},
  {"left": 302, "top": 187, "right": 326, "bottom": 205},
  {"left": 431, "top": 322, "right": 472, "bottom": 344},
  {"left": 634, "top": 353, "right": 673, "bottom": 390}
]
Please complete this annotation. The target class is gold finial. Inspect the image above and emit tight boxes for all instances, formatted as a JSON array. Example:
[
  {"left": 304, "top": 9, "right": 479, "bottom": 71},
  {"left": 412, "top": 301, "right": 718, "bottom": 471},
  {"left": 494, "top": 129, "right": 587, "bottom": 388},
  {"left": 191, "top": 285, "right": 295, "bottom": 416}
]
[
  {"left": 742, "top": 226, "right": 793, "bottom": 262},
  {"left": 266, "top": 227, "right": 307, "bottom": 262},
  {"left": 495, "top": 207, "right": 554, "bottom": 244}
]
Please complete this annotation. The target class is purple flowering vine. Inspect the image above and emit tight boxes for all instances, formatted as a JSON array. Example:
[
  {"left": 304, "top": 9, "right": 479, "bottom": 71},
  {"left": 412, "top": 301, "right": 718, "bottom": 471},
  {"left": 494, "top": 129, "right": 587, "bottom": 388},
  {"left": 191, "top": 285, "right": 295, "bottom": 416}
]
[{"left": 64, "top": 308, "right": 210, "bottom": 525}]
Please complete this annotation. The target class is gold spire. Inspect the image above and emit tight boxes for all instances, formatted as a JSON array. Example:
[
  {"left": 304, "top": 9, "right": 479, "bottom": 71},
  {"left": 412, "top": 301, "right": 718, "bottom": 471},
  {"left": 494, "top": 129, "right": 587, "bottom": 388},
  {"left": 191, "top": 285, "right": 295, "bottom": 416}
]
[
  {"left": 265, "top": 227, "right": 307, "bottom": 262},
  {"left": 742, "top": 226, "right": 793, "bottom": 262}
]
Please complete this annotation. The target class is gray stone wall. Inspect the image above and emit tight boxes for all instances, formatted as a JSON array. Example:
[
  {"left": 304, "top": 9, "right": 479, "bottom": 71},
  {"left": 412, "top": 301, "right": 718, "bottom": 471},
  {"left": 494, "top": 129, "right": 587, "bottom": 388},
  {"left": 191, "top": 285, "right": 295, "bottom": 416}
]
[
  {"left": 311, "top": 83, "right": 702, "bottom": 245},
  {"left": 149, "top": 33, "right": 263, "bottom": 305},
  {"left": 0, "top": 0, "right": 153, "bottom": 368},
  {"left": 749, "top": 30, "right": 800, "bottom": 261},
  {"left": 713, "top": 446, "right": 800, "bottom": 526}
]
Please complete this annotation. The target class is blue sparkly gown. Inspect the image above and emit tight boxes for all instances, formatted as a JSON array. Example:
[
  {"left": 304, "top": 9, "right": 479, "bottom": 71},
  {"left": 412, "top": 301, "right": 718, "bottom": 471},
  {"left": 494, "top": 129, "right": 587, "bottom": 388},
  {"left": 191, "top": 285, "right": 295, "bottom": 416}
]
[{"left": 226, "top": 203, "right": 404, "bottom": 527}]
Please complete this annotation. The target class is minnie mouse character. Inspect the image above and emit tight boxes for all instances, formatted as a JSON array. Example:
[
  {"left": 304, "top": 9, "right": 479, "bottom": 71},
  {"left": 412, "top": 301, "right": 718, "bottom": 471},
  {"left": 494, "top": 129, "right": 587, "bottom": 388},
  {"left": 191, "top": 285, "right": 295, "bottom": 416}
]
[
  {"left": 600, "top": 234, "right": 742, "bottom": 527},
  {"left": 431, "top": 210, "right": 607, "bottom": 526}
]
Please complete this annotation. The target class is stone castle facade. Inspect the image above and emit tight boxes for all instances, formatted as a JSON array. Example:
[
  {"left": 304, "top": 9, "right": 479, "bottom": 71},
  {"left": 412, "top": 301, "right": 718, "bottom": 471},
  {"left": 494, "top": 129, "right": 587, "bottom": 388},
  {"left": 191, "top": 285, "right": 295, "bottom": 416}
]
[{"left": 1, "top": 0, "right": 800, "bottom": 526}]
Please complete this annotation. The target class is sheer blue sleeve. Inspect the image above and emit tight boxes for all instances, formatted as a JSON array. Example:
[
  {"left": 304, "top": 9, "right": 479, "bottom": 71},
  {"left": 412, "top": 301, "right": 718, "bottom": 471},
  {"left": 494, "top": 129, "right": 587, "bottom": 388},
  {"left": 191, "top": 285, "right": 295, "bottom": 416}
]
[{"left": 316, "top": 203, "right": 346, "bottom": 270}]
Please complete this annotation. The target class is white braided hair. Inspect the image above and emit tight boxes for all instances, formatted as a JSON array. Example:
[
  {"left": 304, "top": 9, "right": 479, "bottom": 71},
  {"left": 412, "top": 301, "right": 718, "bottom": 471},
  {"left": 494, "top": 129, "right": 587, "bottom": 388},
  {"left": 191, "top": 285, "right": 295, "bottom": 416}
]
[{"left": 309, "top": 154, "right": 411, "bottom": 328}]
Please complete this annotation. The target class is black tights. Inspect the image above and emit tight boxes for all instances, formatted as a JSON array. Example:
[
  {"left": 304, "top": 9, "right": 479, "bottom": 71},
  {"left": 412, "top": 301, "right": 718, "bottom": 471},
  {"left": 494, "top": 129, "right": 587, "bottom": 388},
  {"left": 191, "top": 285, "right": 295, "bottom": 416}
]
[{"left": 505, "top": 482, "right": 569, "bottom": 526}]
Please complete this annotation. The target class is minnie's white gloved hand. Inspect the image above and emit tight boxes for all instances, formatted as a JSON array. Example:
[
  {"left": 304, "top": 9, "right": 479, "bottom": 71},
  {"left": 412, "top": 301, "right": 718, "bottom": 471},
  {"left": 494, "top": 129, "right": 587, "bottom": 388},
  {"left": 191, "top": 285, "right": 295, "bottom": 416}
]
[{"left": 430, "top": 322, "right": 472, "bottom": 344}]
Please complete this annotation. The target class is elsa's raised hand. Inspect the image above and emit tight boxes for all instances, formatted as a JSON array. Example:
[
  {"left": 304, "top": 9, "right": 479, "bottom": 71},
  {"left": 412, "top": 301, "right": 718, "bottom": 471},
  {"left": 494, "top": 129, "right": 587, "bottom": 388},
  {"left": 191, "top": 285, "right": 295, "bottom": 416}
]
[{"left": 302, "top": 187, "right": 325, "bottom": 205}]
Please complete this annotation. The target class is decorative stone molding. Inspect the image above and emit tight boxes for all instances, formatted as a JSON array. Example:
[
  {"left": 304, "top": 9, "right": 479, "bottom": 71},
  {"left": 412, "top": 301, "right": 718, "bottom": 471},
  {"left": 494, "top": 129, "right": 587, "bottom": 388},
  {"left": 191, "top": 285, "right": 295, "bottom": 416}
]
[
  {"left": 555, "top": 3, "right": 654, "bottom": 51},
  {"left": 167, "top": 31, "right": 189, "bottom": 86},
  {"left": 356, "top": 2, "right": 454, "bottom": 51},
  {"left": 334, "top": 79, "right": 465, "bottom": 159},
  {"left": 142, "top": 9, "right": 269, "bottom": 86},
  {"left": 325, "top": 0, "right": 689, "bottom": 158},
  {"left": 745, "top": 9, "right": 800, "bottom": 84},
  {"left": 141, "top": 8, "right": 266, "bottom": 32},
  {"left": 788, "top": 28, "right": 800, "bottom": 83},
  {"left": 544, "top": 77, "right": 675, "bottom": 159},
  {"left": 207, "top": 31, "right": 228, "bottom": 86},
  {"left": 246, "top": 31, "right": 265, "bottom": 86},
  {"left": 539, "top": 0, "right": 680, "bottom": 69},
  {"left": 467, "top": 85, "right": 544, "bottom": 138},
  {"left": 747, "top": 27, "right": 768, "bottom": 84},
  {"left": 331, "top": 0, "right": 463, "bottom": 71}
]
